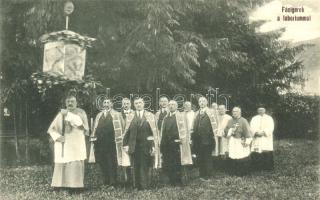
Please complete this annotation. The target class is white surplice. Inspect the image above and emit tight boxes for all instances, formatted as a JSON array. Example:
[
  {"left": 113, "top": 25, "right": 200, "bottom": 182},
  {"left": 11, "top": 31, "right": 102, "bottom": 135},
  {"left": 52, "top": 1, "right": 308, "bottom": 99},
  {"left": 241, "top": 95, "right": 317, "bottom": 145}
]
[
  {"left": 214, "top": 114, "right": 232, "bottom": 156},
  {"left": 250, "top": 114, "right": 274, "bottom": 153},
  {"left": 48, "top": 111, "right": 88, "bottom": 163}
]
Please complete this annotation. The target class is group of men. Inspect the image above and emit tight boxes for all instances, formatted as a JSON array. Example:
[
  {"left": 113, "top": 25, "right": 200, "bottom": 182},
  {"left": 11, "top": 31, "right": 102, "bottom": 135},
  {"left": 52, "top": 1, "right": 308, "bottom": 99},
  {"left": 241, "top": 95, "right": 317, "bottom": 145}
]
[{"left": 47, "top": 95, "right": 275, "bottom": 192}]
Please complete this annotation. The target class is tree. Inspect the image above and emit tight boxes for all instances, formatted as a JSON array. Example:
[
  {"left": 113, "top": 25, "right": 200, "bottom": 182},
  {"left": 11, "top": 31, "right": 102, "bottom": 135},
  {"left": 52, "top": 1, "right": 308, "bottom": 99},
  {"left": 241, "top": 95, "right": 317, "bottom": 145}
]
[{"left": 1, "top": 0, "right": 308, "bottom": 125}]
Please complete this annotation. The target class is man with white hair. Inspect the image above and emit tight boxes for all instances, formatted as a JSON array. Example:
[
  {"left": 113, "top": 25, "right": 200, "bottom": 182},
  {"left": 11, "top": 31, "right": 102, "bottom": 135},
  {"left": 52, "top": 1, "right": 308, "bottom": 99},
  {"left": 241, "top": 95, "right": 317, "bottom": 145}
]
[
  {"left": 123, "top": 98, "right": 160, "bottom": 190},
  {"left": 250, "top": 106, "right": 275, "bottom": 171},
  {"left": 192, "top": 97, "right": 217, "bottom": 181},
  {"left": 225, "top": 107, "right": 252, "bottom": 176},
  {"left": 160, "top": 100, "right": 193, "bottom": 186}
]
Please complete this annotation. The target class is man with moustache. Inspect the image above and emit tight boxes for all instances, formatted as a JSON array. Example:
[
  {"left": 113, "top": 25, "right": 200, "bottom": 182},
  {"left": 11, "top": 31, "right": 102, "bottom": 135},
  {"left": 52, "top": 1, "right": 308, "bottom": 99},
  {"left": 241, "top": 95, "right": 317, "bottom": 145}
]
[
  {"left": 160, "top": 100, "right": 193, "bottom": 186},
  {"left": 155, "top": 96, "right": 169, "bottom": 131},
  {"left": 123, "top": 98, "right": 160, "bottom": 190},
  {"left": 91, "top": 98, "right": 128, "bottom": 187},
  {"left": 47, "top": 94, "right": 89, "bottom": 193},
  {"left": 192, "top": 97, "right": 217, "bottom": 181},
  {"left": 121, "top": 98, "right": 134, "bottom": 120}
]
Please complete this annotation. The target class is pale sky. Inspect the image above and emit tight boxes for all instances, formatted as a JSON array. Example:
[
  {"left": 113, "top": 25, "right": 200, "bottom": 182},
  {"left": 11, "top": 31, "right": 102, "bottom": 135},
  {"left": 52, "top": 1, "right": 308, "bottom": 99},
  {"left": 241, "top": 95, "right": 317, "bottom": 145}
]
[{"left": 250, "top": 0, "right": 320, "bottom": 42}]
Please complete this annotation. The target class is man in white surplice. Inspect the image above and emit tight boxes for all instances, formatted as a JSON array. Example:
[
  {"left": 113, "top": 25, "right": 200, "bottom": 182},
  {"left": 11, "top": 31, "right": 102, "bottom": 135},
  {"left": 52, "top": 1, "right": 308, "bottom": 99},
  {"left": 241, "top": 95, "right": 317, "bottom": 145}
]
[
  {"left": 250, "top": 107, "right": 275, "bottom": 171},
  {"left": 48, "top": 95, "right": 89, "bottom": 191},
  {"left": 215, "top": 105, "right": 232, "bottom": 157},
  {"left": 183, "top": 101, "right": 195, "bottom": 139}
]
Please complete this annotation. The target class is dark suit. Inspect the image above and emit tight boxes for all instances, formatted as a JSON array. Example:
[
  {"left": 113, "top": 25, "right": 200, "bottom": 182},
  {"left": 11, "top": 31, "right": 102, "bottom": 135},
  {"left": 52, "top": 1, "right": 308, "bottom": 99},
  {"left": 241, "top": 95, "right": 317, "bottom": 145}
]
[
  {"left": 192, "top": 112, "right": 215, "bottom": 179},
  {"left": 123, "top": 113, "right": 154, "bottom": 189},
  {"left": 157, "top": 110, "right": 167, "bottom": 131},
  {"left": 160, "top": 114, "right": 182, "bottom": 186}
]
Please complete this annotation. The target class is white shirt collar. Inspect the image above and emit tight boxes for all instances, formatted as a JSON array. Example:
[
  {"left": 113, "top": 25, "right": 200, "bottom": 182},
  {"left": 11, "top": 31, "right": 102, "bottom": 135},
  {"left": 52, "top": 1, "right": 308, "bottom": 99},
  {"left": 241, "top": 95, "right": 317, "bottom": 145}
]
[
  {"left": 161, "top": 108, "right": 167, "bottom": 112},
  {"left": 137, "top": 110, "right": 144, "bottom": 115}
]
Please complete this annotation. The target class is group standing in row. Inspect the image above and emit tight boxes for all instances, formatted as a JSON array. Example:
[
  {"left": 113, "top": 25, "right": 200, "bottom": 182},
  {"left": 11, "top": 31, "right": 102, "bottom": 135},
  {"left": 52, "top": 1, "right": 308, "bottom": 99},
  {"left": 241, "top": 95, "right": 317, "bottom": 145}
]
[{"left": 47, "top": 95, "right": 275, "bottom": 192}]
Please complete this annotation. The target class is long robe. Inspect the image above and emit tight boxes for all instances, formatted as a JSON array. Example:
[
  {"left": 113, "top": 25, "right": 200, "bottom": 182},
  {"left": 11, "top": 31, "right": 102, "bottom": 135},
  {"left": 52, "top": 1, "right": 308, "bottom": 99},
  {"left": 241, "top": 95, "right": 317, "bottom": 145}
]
[
  {"left": 92, "top": 110, "right": 129, "bottom": 167},
  {"left": 214, "top": 114, "right": 232, "bottom": 156},
  {"left": 160, "top": 112, "right": 193, "bottom": 185},
  {"left": 160, "top": 111, "right": 193, "bottom": 166},
  {"left": 184, "top": 110, "right": 195, "bottom": 142},
  {"left": 225, "top": 116, "right": 252, "bottom": 176},
  {"left": 250, "top": 114, "right": 275, "bottom": 171},
  {"left": 250, "top": 114, "right": 274, "bottom": 152},
  {"left": 92, "top": 110, "right": 125, "bottom": 185},
  {"left": 123, "top": 111, "right": 159, "bottom": 189},
  {"left": 225, "top": 117, "right": 252, "bottom": 159},
  {"left": 47, "top": 108, "right": 89, "bottom": 188},
  {"left": 192, "top": 108, "right": 217, "bottom": 179}
]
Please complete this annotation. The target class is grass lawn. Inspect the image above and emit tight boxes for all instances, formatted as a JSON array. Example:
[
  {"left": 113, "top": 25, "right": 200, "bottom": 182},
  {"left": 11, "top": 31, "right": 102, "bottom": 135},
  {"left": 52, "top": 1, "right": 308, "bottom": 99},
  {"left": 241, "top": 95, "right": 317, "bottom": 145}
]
[{"left": 0, "top": 139, "right": 319, "bottom": 200}]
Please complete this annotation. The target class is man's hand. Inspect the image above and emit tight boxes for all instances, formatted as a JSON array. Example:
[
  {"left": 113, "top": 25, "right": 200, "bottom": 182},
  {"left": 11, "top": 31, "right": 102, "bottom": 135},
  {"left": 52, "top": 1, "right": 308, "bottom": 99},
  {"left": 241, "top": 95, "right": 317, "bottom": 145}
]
[
  {"left": 174, "top": 139, "right": 182, "bottom": 144},
  {"left": 90, "top": 136, "right": 97, "bottom": 142},
  {"left": 255, "top": 131, "right": 265, "bottom": 137},
  {"left": 123, "top": 146, "right": 129, "bottom": 152},
  {"left": 60, "top": 109, "right": 68, "bottom": 116},
  {"left": 242, "top": 139, "right": 251, "bottom": 147},
  {"left": 56, "top": 136, "right": 65, "bottom": 143},
  {"left": 150, "top": 147, "right": 155, "bottom": 156}
]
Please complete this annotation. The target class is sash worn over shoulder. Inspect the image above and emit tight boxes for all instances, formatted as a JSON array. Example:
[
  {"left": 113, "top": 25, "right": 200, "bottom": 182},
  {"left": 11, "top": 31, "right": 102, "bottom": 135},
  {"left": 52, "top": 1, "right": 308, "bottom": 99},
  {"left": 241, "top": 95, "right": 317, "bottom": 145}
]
[
  {"left": 93, "top": 110, "right": 130, "bottom": 166},
  {"left": 175, "top": 112, "right": 193, "bottom": 165},
  {"left": 195, "top": 108, "right": 218, "bottom": 134},
  {"left": 124, "top": 111, "right": 161, "bottom": 169}
]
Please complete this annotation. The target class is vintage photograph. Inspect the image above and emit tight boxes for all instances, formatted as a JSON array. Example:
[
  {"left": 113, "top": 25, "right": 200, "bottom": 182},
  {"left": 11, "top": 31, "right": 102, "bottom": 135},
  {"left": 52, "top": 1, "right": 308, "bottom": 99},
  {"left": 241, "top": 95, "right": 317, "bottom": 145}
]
[{"left": 0, "top": 0, "right": 319, "bottom": 199}]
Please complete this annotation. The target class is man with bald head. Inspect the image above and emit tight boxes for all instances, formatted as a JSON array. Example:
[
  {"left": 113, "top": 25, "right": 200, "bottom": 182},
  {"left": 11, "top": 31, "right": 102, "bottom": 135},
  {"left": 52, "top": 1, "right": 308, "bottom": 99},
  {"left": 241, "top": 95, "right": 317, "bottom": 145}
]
[
  {"left": 225, "top": 107, "right": 252, "bottom": 176},
  {"left": 192, "top": 97, "right": 217, "bottom": 181},
  {"left": 160, "top": 100, "right": 192, "bottom": 186},
  {"left": 250, "top": 106, "right": 275, "bottom": 171}
]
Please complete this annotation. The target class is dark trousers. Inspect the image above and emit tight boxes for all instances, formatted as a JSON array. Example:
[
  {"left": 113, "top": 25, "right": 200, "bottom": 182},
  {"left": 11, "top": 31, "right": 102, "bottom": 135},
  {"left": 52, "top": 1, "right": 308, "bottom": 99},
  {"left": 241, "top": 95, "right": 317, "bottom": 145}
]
[
  {"left": 198, "top": 144, "right": 213, "bottom": 179},
  {"left": 251, "top": 151, "right": 274, "bottom": 171},
  {"left": 227, "top": 156, "right": 251, "bottom": 176},
  {"left": 162, "top": 145, "right": 182, "bottom": 186},
  {"left": 97, "top": 151, "right": 117, "bottom": 185},
  {"left": 212, "top": 155, "right": 228, "bottom": 171},
  {"left": 130, "top": 146, "right": 151, "bottom": 190}
]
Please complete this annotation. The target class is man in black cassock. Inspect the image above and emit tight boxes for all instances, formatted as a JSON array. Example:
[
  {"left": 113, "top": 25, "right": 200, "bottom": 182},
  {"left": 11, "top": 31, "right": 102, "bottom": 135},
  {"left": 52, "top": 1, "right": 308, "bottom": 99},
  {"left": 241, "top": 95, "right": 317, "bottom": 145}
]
[
  {"left": 121, "top": 97, "right": 134, "bottom": 187},
  {"left": 91, "top": 99, "right": 124, "bottom": 187},
  {"left": 123, "top": 98, "right": 157, "bottom": 190},
  {"left": 160, "top": 100, "right": 182, "bottom": 186}
]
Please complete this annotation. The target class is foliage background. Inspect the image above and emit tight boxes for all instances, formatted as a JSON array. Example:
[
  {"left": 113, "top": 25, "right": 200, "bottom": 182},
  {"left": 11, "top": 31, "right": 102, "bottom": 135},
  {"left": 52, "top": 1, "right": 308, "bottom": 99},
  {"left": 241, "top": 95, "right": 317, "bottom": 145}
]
[{"left": 0, "top": 0, "right": 319, "bottom": 165}]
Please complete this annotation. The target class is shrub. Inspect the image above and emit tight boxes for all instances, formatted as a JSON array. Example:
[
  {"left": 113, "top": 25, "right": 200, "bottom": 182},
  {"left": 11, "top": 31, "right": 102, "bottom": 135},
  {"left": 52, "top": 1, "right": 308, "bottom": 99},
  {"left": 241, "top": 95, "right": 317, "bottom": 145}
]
[{"left": 274, "top": 93, "right": 320, "bottom": 138}]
